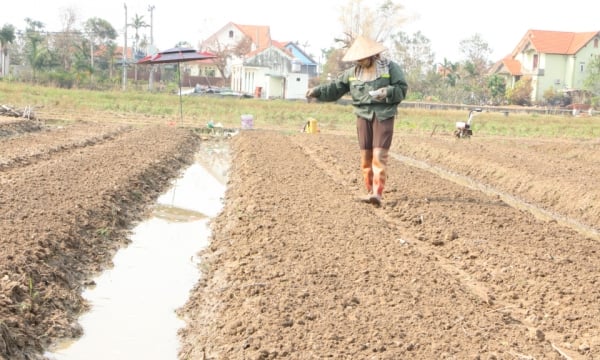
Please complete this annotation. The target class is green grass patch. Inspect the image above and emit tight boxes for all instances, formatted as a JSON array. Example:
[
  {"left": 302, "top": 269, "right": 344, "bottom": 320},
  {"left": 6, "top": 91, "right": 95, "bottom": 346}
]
[{"left": 1, "top": 82, "right": 598, "bottom": 139}]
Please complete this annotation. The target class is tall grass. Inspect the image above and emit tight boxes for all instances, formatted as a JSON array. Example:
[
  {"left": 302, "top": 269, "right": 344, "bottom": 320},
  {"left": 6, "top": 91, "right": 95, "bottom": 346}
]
[{"left": 1, "top": 81, "right": 598, "bottom": 139}]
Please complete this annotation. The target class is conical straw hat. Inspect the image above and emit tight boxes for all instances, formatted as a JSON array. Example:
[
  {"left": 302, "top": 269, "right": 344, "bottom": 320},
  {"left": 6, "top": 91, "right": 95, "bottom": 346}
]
[{"left": 342, "top": 35, "right": 386, "bottom": 62}]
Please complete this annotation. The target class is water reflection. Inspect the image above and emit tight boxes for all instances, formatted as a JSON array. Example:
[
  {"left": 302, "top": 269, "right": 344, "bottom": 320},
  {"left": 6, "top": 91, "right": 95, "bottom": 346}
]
[{"left": 46, "top": 140, "right": 229, "bottom": 360}]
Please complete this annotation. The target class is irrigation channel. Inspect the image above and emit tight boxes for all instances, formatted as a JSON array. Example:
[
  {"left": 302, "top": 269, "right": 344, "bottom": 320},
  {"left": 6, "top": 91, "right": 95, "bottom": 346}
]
[{"left": 45, "top": 139, "right": 231, "bottom": 360}]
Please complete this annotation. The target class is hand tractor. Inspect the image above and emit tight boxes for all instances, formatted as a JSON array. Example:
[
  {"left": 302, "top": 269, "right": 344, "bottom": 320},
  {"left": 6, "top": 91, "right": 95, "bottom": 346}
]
[{"left": 454, "top": 108, "right": 482, "bottom": 138}]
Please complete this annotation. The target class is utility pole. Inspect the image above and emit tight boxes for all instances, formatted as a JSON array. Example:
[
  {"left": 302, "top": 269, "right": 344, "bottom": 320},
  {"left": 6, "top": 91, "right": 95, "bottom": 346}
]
[
  {"left": 148, "top": 5, "right": 155, "bottom": 46},
  {"left": 122, "top": 3, "right": 128, "bottom": 90},
  {"left": 147, "top": 5, "right": 156, "bottom": 91}
]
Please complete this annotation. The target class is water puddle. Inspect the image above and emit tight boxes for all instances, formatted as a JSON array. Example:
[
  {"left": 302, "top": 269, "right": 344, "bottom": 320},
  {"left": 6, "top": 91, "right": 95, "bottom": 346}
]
[{"left": 45, "top": 139, "right": 230, "bottom": 360}]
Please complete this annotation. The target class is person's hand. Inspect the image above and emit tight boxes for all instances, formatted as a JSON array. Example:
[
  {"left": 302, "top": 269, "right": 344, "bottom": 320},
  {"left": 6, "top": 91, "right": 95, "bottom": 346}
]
[
  {"left": 306, "top": 88, "right": 316, "bottom": 98},
  {"left": 370, "top": 87, "right": 387, "bottom": 100}
]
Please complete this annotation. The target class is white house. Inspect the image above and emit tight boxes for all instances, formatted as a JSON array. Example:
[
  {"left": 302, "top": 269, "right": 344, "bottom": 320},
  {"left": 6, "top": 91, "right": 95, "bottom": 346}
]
[
  {"left": 230, "top": 45, "right": 308, "bottom": 99},
  {"left": 200, "top": 22, "right": 317, "bottom": 99},
  {"left": 490, "top": 29, "right": 600, "bottom": 103}
]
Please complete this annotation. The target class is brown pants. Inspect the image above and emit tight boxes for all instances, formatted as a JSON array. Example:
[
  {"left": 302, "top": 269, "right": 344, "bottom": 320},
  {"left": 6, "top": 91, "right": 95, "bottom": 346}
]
[{"left": 357, "top": 116, "right": 394, "bottom": 196}]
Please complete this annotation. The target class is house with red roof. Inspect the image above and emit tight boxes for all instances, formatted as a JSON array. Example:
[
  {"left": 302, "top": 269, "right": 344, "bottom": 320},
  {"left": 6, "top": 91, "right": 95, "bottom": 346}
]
[
  {"left": 200, "top": 22, "right": 318, "bottom": 99},
  {"left": 490, "top": 29, "right": 600, "bottom": 103}
]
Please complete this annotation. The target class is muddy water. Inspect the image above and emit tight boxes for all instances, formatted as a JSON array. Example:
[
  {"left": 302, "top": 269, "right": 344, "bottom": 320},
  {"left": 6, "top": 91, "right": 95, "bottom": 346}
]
[{"left": 46, "top": 139, "right": 230, "bottom": 360}]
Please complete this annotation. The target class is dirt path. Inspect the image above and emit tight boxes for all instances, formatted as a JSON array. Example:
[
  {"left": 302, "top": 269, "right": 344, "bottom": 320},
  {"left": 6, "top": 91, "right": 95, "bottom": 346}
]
[
  {"left": 1, "top": 117, "right": 599, "bottom": 359},
  {"left": 179, "top": 131, "right": 599, "bottom": 359}
]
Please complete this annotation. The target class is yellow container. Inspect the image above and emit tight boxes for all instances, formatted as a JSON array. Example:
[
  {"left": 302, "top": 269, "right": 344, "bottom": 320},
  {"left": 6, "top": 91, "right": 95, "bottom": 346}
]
[{"left": 306, "top": 118, "right": 318, "bottom": 133}]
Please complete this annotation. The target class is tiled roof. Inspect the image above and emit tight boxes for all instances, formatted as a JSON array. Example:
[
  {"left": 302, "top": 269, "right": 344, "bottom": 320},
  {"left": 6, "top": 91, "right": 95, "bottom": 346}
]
[
  {"left": 110, "top": 46, "right": 134, "bottom": 59},
  {"left": 503, "top": 57, "right": 522, "bottom": 76},
  {"left": 488, "top": 55, "right": 522, "bottom": 76},
  {"left": 233, "top": 23, "right": 272, "bottom": 50},
  {"left": 515, "top": 29, "right": 599, "bottom": 55}
]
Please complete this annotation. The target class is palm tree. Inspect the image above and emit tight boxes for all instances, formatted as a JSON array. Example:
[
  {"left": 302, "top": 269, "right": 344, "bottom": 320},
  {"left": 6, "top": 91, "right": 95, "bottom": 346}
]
[
  {"left": 129, "top": 14, "right": 148, "bottom": 82},
  {"left": 0, "top": 24, "right": 16, "bottom": 76},
  {"left": 129, "top": 14, "right": 148, "bottom": 58},
  {"left": 23, "top": 18, "right": 46, "bottom": 81},
  {"left": 438, "top": 58, "right": 460, "bottom": 87}
]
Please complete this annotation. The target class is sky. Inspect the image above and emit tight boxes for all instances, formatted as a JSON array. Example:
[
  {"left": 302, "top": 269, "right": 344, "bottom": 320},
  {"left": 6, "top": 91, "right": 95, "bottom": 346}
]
[{"left": 1, "top": 0, "right": 598, "bottom": 63}]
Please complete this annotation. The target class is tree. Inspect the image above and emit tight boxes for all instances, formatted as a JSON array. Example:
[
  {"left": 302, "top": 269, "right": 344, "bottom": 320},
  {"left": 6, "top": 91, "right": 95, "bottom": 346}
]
[
  {"left": 103, "top": 42, "right": 118, "bottom": 79},
  {"left": 320, "top": 0, "right": 408, "bottom": 84},
  {"left": 200, "top": 39, "right": 228, "bottom": 80},
  {"left": 128, "top": 14, "right": 149, "bottom": 82},
  {"left": 584, "top": 55, "right": 600, "bottom": 107},
  {"left": 390, "top": 31, "right": 435, "bottom": 98},
  {"left": 336, "top": 0, "right": 408, "bottom": 47},
  {"left": 0, "top": 24, "right": 16, "bottom": 76},
  {"left": 84, "top": 18, "right": 117, "bottom": 82},
  {"left": 318, "top": 47, "right": 347, "bottom": 84},
  {"left": 487, "top": 74, "right": 507, "bottom": 105},
  {"left": 53, "top": 7, "right": 79, "bottom": 72},
  {"left": 438, "top": 58, "right": 460, "bottom": 87},
  {"left": 458, "top": 33, "right": 492, "bottom": 73},
  {"left": 23, "top": 18, "right": 49, "bottom": 81},
  {"left": 200, "top": 35, "right": 252, "bottom": 81},
  {"left": 506, "top": 76, "right": 533, "bottom": 106},
  {"left": 458, "top": 34, "right": 493, "bottom": 104},
  {"left": 129, "top": 14, "right": 148, "bottom": 59}
]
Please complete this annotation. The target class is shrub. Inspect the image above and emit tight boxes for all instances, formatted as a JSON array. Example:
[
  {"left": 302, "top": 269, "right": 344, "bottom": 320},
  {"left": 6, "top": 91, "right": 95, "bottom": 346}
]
[
  {"left": 543, "top": 87, "right": 570, "bottom": 107},
  {"left": 506, "top": 77, "right": 532, "bottom": 106}
]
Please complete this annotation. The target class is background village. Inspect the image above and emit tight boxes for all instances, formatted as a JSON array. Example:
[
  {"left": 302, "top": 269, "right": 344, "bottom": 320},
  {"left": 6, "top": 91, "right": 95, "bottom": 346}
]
[{"left": 0, "top": 5, "right": 599, "bottom": 110}]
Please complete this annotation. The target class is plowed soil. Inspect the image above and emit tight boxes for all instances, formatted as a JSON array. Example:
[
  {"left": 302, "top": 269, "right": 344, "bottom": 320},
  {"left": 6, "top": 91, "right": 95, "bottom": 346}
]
[{"left": 1, "top": 117, "right": 599, "bottom": 360}]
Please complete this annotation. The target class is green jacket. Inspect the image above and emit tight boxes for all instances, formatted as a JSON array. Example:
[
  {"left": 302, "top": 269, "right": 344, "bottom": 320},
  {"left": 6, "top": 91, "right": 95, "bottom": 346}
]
[{"left": 312, "top": 61, "right": 408, "bottom": 121}]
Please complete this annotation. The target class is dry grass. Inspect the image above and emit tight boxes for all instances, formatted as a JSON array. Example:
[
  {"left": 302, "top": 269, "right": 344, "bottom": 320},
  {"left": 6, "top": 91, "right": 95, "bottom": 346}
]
[{"left": 1, "top": 81, "right": 598, "bottom": 139}]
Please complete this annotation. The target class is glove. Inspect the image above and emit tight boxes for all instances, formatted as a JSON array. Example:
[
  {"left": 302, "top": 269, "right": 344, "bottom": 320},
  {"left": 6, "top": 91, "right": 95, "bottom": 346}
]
[
  {"left": 370, "top": 87, "right": 387, "bottom": 101},
  {"left": 306, "top": 88, "right": 317, "bottom": 98}
]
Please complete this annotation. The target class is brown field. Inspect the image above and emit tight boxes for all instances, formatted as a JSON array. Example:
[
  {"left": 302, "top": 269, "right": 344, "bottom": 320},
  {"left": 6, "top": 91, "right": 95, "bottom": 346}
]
[{"left": 1, "top": 115, "right": 599, "bottom": 359}]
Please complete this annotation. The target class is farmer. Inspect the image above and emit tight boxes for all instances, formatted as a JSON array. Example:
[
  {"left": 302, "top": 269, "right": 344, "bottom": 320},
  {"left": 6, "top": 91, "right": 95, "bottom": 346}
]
[{"left": 306, "top": 35, "right": 408, "bottom": 206}]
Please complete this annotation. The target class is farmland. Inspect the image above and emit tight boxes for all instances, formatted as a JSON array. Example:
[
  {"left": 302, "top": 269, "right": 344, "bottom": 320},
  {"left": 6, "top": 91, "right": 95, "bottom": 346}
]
[{"left": 1, "top": 83, "right": 599, "bottom": 359}]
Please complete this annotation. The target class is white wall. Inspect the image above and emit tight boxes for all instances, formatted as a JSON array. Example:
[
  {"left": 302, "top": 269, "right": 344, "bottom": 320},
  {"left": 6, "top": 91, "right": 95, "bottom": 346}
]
[{"left": 285, "top": 73, "right": 309, "bottom": 99}]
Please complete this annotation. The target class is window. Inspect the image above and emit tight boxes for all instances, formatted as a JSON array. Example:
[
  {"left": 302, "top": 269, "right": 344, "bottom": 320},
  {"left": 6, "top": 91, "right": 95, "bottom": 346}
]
[
  {"left": 532, "top": 54, "right": 539, "bottom": 69},
  {"left": 580, "top": 62, "right": 585, "bottom": 73},
  {"left": 228, "top": 30, "right": 234, "bottom": 38}
]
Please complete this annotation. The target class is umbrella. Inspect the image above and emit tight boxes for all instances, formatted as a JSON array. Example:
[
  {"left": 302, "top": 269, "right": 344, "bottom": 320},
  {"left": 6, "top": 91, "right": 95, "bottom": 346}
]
[{"left": 137, "top": 47, "right": 217, "bottom": 122}]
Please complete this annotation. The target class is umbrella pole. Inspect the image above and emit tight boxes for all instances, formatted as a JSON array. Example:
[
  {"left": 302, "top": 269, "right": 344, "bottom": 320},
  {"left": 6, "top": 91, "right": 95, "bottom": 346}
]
[{"left": 178, "top": 63, "right": 183, "bottom": 125}]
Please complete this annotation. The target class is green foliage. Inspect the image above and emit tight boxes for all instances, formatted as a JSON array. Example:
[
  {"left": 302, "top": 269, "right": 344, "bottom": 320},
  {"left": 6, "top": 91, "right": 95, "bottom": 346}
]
[
  {"left": 0, "top": 24, "right": 16, "bottom": 55},
  {"left": 45, "top": 70, "right": 76, "bottom": 88},
  {"left": 506, "top": 77, "right": 533, "bottom": 106},
  {"left": 487, "top": 75, "right": 506, "bottom": 105},
  {"left": 584, "top": 55, "right": 600, "bottom": 97},
  {"left": 96, "top": 227, "right": 111, "bottom": 238},
  {"left": 3, "top": 76, "right": 600, "bottom": 139},
  {"left": 318, "top": 47, "right": 346, "bottom": 85},
  {"left": 0, "top": 23, "right": 16, "bottom": 76},
  {"left": 84, "top": 18, "right": 118, "bottom": 41}
]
